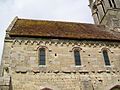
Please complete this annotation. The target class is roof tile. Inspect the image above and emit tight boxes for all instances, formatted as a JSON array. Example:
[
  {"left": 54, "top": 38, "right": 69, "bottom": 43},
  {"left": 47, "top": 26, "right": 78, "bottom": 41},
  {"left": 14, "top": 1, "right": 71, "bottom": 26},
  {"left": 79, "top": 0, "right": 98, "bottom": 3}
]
[{"left": 9, "top": 18, "right": 120, "bottom": 41}]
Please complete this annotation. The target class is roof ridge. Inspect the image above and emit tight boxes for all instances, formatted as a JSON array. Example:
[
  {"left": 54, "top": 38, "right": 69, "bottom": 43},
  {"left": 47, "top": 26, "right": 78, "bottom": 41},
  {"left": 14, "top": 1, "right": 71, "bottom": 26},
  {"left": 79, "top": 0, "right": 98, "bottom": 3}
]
[{"left": 18, "top": 17, "right": 96, "bottom": 25}]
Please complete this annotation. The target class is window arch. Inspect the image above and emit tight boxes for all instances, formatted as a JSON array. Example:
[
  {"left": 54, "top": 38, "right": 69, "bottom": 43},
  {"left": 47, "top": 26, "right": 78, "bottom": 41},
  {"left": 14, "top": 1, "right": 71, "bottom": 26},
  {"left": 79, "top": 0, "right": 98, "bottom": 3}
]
[
  {"left": 110, "top": 85, "right": 120, "bottom": 90},
  {"left": 74, "top": 49, "right": 81, "bottom": 66},
  {"left": 39, "top": 48, "right": 46, "bottom": 65},
  {"left": 41, "top": 87, "right": 53, "bottom": 90},
  {"left": 102, "top": 49, "right": 110, "bottom": 66}
]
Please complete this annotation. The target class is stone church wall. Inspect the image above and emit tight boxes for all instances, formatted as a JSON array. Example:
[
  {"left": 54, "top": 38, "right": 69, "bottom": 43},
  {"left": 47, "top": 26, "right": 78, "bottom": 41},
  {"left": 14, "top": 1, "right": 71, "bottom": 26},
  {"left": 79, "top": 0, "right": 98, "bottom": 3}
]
[
  {"left": 0, "top": 75, "right": 11, "bottom": 90},
  {"left": 2, "top": 38, "right": 120, "bottom": 90}
]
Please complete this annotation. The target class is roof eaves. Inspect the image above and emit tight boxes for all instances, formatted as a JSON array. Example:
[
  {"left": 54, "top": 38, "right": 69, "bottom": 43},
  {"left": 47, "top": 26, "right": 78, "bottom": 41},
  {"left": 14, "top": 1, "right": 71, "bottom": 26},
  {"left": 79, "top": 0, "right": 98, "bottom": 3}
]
[{"left": 9, "top": 34, "right": 120, "bottom": 42}]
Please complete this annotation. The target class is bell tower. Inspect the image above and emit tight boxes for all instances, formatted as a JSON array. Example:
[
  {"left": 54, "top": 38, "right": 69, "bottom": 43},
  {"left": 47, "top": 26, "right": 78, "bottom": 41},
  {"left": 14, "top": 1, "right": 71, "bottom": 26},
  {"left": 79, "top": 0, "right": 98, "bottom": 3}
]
[{"left": 89, "top": 0, "right": 120, "bottom": 30}]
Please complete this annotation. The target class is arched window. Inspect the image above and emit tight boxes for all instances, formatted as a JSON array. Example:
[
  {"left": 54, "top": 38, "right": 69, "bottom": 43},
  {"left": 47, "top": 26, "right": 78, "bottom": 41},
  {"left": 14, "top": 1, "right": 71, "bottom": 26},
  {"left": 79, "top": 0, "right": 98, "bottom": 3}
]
[
  {"left": 39, "top": 48, "right": 46, "bottom": 65},
  {"left": 110, "top": 85, "right": 120, "bottom": 90},
  {"left": 74, "top": 50, "right": 81, "bottom": 66},
  {"left": 102, "top": 50, "right": 110, "bottom": 66}
]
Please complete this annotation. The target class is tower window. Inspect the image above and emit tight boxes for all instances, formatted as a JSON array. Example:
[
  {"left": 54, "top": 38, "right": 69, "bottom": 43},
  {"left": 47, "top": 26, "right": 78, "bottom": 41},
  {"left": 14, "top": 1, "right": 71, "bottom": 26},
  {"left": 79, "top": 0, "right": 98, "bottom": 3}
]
[
  {"left": 74, "top": 50, "right": 81, "bottom": 66},
  {"left": 108, "top": 0, "right": 112, "bottom": 7},
  {"left": 102, "top": 50, "right": 110, "bottom": 66},
  {"left": 39, "top": 48, "right": 46, "bottom": 65},
  {"left": 112, "top": 0, "right": 116, "bottom": 8},
  {"left": 108, "top": 0, "right": 116, "bottom": 8}
]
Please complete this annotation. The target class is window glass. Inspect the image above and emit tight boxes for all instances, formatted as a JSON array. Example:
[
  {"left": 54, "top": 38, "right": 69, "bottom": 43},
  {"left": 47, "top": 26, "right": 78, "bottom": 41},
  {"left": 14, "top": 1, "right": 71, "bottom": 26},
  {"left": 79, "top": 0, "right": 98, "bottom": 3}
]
[
  {"left": 74, "top": 50, "right": 81, "bottom": 65},
  {"left": 39, "top": 48, "right": 46, "bottom": 65},
  {"left": 103, "top": 50, "right": 110, "bottom": 66}
]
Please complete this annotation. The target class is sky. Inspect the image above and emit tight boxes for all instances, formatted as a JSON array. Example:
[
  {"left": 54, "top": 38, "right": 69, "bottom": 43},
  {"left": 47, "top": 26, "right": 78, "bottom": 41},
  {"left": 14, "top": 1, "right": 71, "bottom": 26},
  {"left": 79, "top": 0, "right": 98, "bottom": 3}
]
[{"left": 0, "top": 0, "right": 94, "bottom": 61}]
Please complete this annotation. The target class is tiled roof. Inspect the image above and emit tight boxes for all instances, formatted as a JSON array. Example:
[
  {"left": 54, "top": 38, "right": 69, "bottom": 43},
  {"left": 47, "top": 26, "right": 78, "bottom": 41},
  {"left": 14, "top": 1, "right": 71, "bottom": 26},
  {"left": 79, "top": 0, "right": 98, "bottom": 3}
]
[{"left": 9, "top": 18, "right": 120, "bottom": 41}]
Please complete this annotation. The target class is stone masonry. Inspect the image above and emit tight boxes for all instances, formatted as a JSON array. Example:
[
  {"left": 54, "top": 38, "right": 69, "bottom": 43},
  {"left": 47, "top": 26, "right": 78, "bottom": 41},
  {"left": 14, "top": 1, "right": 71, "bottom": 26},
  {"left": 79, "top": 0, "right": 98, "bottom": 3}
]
[
  {"left": 1, "top": 0, "right": 120, "bottom": 89},
  {"left": 1, "top": 38, "right": 120, "bottom": 90},
  {"left": 0, "top": 65, "right": 11, "bottom": 90}
]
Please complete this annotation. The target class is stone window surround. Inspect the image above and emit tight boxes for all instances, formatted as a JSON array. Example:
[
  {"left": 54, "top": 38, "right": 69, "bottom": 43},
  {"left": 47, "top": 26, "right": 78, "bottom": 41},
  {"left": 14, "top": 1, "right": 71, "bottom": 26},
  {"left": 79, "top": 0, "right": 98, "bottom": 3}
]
[
  {"left": 37, "top": 46, "right": 83, "bottom": 67},
  {"left": 36, "top": 46, "right": 114, "bottom": 67},
  {"left": 72, "top": 47, "right": 82, "bottom": 66},
  {"left": 101, "top": 47, "right": 112, "bottom": 67},
  {"left": 37, "top": 46, "right": 49, "bottom": 67}
]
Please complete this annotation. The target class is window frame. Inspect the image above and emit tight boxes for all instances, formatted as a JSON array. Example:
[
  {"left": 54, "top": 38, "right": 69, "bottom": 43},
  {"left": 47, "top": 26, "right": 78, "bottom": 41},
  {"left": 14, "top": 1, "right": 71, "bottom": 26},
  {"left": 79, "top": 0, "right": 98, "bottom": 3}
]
[
  {"left": 102, "top": 49, "right": 111, "bottom": 66},
  {"left": 108, "top": 0, "right": 116, "bottom": 8},
  {"left": 39, "top": 48, "right": 46, "bottom": 65},
  {"left": 74, "top": 49, "right": 81, "bottom": 66}
]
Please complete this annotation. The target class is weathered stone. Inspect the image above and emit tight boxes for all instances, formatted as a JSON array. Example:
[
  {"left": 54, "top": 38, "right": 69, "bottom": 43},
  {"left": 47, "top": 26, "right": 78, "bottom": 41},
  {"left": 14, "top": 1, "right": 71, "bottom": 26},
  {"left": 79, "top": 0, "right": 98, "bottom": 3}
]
[{"left": 0, "top": 0, "right": 120, "bottom": 89}]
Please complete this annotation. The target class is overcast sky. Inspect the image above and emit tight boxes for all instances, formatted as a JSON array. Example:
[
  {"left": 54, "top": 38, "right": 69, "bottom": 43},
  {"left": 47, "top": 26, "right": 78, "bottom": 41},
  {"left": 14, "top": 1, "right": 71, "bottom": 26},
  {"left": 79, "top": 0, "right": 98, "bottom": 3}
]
[{"left": 0, "top": 0, "right": 94, "bottom": 61}]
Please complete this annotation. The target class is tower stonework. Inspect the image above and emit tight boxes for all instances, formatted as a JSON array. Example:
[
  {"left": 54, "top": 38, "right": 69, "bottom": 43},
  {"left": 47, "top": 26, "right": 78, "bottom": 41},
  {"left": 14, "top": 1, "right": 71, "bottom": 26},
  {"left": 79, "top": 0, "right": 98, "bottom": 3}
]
[{"left": 89, "top": 0, "right": 120, "bottom": 30}]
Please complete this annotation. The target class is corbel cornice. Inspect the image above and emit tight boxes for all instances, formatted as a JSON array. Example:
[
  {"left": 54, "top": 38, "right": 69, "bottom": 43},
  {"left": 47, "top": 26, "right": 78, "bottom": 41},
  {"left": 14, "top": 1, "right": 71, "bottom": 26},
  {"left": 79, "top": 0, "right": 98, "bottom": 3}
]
[{"left": 11, "top": 38, "right": 120, "bottom": 49}]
